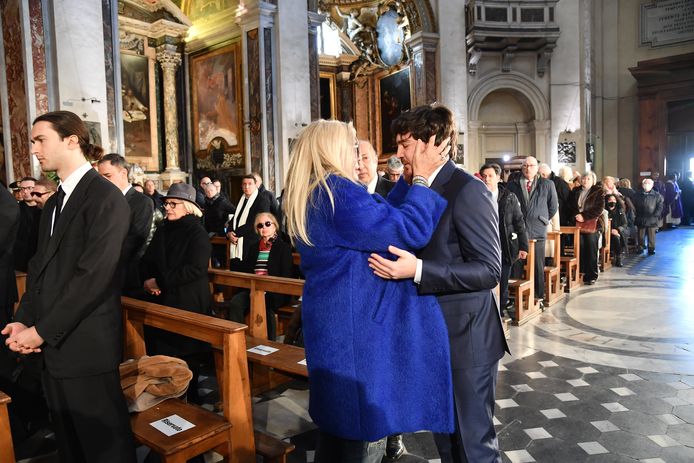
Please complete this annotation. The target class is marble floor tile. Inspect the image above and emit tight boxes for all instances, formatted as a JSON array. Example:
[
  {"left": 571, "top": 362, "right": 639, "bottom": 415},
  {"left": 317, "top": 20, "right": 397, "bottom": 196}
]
[
  {"left": 590, "top": 420, "right": 619, "bottom": 432},
  {"left": 504, "top": 449, "right": 536, "bottom": 463},
  {"left": 539, "top": 408, "right": 566, "bottom": 419},
  {"left": 578, "top": 441, "right": 609, "bottom": 455},
  {"left": 523, "top": 427, "right": 552, "bottom": 440},
  {"left": 648, "top": 434, "right": 680, "bottom": 447}
]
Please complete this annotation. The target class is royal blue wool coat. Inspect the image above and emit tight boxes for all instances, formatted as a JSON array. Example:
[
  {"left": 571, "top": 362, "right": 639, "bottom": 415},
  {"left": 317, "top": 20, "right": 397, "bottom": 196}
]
[{"left": 297, "top": 175, "right": 454, "bottom": 441}]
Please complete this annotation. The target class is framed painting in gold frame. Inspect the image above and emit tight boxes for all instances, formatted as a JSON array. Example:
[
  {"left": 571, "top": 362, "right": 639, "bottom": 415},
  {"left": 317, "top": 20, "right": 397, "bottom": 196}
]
[
  {"left": 377, "top": 66, "right": 412, "bottom": 156},
  {"left": 319, "top": 72, "right": 337, "bottom": 120},
  {"left": 191, "top": 42, "right": 244, "bottom": 170}
]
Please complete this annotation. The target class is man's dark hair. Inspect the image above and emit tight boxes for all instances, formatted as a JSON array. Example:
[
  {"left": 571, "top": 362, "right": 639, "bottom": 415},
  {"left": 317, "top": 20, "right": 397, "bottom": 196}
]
[
  {"left": 242, "top": 174, "right": 256, "bottom": 182},
  {"left": 98, "top": 153, "right": 130, "bottom": 175},
  {"left": 391, "top": 103, "right": 457, "bottom": 155},
  {"left": 479, "top": 163, "right": 501, "bottom": 176},
  {"left": 33, "top": 110, "right": 103, "bottom": 161},
  {"left": 19, "top": 176, "right": 38, "bottom": 183}
]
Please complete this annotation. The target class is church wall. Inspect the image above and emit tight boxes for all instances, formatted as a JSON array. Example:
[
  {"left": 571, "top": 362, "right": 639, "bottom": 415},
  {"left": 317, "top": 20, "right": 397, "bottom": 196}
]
[{"left": 614, "top": 0, "right": 694, "bottom": 180}]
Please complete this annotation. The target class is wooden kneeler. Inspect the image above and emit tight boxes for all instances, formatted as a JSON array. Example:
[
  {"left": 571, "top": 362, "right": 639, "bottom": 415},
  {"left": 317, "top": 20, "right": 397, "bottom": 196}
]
[
  {"left": 508, "top": 239, "right": 542, "bottom": 325},
  {"left": 559, "top": 226, "right": 582, "bottom": 292},
  {"left": 122, "top": 297, "right": 255, "bottom": 463},
  {"left": 544, "top": 231, "right": 566, "bottom": 306},
  {"left": 0, "top": 390, "right": 15, "bottom": 463}
]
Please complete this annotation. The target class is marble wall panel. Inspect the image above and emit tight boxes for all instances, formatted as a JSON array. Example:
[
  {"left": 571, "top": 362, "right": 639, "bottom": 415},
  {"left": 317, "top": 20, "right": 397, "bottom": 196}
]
[
  {"left": 1, "top": 0, "right": 31, "bottom": 179},
  {"left": 29, "top": 0, "right": 47, "bottom": 116},
  {"left": 264, "top": 27, "right": 275, "bottom": 190},
  {"left": 247, "top": 28, "right": 262, "bottom": 174},
  {"left": 308, "top": 28, "right": 319, "bottom": 120},
  {"left": 101, "top": 0, "right": 117, "bottom": 150}
]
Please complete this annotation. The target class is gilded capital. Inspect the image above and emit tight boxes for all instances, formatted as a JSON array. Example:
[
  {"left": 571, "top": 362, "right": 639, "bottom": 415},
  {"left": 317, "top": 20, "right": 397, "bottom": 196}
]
[{"left": 156, "top": 45, "right": 182, "bottom": 70}]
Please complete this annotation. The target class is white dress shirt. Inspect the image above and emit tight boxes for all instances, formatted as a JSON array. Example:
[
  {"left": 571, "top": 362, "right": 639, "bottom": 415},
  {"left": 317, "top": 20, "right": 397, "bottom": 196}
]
[{"left": 51, "top": 162, "right": 92, "bottom": 235}]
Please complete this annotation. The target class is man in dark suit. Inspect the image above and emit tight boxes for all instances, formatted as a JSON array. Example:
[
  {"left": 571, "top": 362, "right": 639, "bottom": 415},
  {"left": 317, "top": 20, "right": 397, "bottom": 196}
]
[
  {"left": 253, "top": 171, "right": 280, "bottom": 219},
  {"left": 0, "top": 183, "right": 20, "bottom": 328},
  {"left": 227, "top": 174, "right": 272, "bottom": 263},
  {"left": 506, "top": 156, "right": 558, "bottom": 308},
  {"left": 3, "top": 111, "right": 135, "bottom": 463},
  {"left": 97, "top": 153, "right": 154, "bottom": 296},
  {"left": 13, "top": 176, "right": 41, "bottom": 272},
  {"left": 369, "top": 104, "right": 508, "bottom": 462},
  {"left": 357, "top": 140, "right": 395, "bottom": 198}
]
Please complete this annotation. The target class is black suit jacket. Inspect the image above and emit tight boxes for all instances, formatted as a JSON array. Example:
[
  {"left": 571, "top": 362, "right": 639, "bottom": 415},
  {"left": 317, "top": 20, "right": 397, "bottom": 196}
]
[
  {"left": 231, "top": 193, "right": 272, "bottom": 239},
  {"left": 374, "top": 176, "right": 396, "bottom": 199},
  {"left": 416, "top": 162, "right": 508, "bottom": 368},
  {"left": 1, "top": 187, "right": 19, "bottom": 318},
  {"left": 122, "top": 188, "right": 154, "bottom": 293},
  {"left": 15, "top": 168, "right": 130, "bottom": 378}
]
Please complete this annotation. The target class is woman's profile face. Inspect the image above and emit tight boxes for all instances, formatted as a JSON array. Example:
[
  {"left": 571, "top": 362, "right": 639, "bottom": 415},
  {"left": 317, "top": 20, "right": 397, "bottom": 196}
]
[
  {"left": 256, "top": 215, "right": 277, "bottom": 240},
  {"left": 581, "top": 175, "right": 594, "bottom": 190},
  {"left": 163, "top": 200, "right": 187, "bottom": 221}
]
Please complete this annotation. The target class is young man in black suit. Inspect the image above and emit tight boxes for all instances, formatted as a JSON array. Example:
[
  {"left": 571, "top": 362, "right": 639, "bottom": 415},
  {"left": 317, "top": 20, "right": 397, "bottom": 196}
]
[
  {"left": 97, "top": 152, "right": 154, "bottom": 296},
  {"left": 369, "top": 104, "right": 508, "bottom": 463},
  {"left": 3, "top": 111, "right": 136, "bottom": 463}
]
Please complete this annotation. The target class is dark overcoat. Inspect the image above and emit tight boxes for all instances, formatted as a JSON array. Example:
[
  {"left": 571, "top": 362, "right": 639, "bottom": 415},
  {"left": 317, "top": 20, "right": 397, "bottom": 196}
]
[{"left": 297, "top": 174, "right": 454, "bottom": 441}]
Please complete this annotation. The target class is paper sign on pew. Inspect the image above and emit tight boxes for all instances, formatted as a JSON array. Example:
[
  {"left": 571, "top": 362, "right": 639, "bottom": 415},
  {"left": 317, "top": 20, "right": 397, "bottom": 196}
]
[
  {"left": 247, "top": 344, "right": 279, "bottom": 356},
  {"left": 150, "top": 414, "right": 195, "bottom": 436}
]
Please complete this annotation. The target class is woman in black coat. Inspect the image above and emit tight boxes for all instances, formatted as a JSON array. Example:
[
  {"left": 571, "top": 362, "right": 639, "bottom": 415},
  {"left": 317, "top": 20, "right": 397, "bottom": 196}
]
[
  {"left": 139, "top": 183, "right": 211, "bottom": 403},
  {"left": 228, "top": 212, "right": 294, "bottom": 339},
  {"left": 567, "top": 172, "right": 605, "bottom": 284}
]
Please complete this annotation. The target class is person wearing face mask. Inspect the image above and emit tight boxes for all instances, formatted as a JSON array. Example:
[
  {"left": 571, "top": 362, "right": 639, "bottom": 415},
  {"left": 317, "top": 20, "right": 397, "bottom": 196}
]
[
  {"left": 633, "top": 178, "right": 664, "bottom": 255},
  {"left": 604, "top": 193, "right": 628, "bottom": 267},
  {"left": 227, "top": 212, "right": 293, "bottom": 340}
]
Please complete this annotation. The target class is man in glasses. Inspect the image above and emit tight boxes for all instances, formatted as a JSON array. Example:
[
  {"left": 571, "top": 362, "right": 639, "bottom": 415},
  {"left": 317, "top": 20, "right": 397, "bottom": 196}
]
[
  {"left": 30, "top": 178, "right": 57, "bottom": 209},
  {"left": 14, "top": 176, "right": 41, "bottom": 272}
]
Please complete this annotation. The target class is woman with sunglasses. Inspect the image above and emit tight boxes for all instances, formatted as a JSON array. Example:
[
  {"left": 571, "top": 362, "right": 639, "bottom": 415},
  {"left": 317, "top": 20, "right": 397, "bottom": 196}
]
[
  {"left": 283, "top": 119, "right": 454, "bottom": 462},
  {"left": 227, "top": 212, "right": 293, "bottom": 339},
  {"left": 139, "top": 183, "right": 211, "bottom": 403},
  {"left": 30, "top": 178, "right": 57, "bottom": 209}
]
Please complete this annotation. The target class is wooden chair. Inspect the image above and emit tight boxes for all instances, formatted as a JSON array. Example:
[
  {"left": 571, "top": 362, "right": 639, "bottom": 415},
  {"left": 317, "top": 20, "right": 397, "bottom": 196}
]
[
  {"left": 544, "top": 231, "right": 566, "bottom": 306},
  {"left": 122, "top": 297, "right": 255, "bottom": 463},
  {"left": 0, "top": 390, "right": 15, "bottom": 463},
  {"left": 14, "top": 271, "right": 27, "bottom": 313},
  {"left": 559, "top": 226, "right": 582, "bottom": 292},
  {"left": 508, "top": 239, "right": 541, "bottom": 325},
  {"left": 599, "top": 218, "right": 612, "bottom": 271}
]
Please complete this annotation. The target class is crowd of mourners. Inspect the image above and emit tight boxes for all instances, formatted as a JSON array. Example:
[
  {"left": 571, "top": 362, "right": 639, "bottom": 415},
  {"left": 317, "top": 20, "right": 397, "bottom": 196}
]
[{"left": 1, "top": 107, "right": 693, "bottom": 463}]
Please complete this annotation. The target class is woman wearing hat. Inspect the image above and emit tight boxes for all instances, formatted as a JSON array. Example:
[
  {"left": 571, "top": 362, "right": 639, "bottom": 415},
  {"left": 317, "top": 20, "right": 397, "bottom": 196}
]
[{"left": 139, "top": 183, "right": 211, "bottom": 403}]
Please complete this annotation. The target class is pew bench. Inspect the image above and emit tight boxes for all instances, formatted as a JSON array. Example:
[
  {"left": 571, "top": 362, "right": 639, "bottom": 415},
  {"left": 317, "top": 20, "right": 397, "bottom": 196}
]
[
  {"left": 14, "top": 271, "right": 26, "bottom": 313},
  {"left": 544, "top": 231, "right": 566, "bottom": 306},
  {"left": 122, "top": 297, "right": 255, "bottom": 463},
  {"left": 508, "top": 239, "right": 541, "bottom": 325},
  {"left": 0, "top": 390, "right": 15, "bottom": 463},
  {"left": 599, "top": 218, "right": 613, "bottom": 271},
  {"left": 559, "top": 226, "right": 582, "bottom": 292}
]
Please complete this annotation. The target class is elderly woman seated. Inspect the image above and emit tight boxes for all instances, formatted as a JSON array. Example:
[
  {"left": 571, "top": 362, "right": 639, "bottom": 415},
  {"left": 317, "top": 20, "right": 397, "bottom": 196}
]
[{"left": 227, "top": 212, "right": 294, "bottom": 340}]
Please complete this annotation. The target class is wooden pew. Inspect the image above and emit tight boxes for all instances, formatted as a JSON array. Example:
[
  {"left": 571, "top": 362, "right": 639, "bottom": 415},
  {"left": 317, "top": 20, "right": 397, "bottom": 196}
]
[
  {"left": 210, "top": 236, "right": 231, "bottom": 269},
  {"left": 508, "top": 239, "right": 541, "bottom": 325},
  {"left": 544, "top": 231, "right": 566, "bottom": 306},
  {"left": 14, "top": 271, "right": 26, "bottom": 313},
  {"left": 599, "top": 218, "right": 612, "bottom": 271},
  {"left": 0, "top": 390, "right": 15, "bottom": 463},
  {"left": 122, "top": 297, "right": 255, "bottom": 463},
  {"left": 246, "top": 337, "right": 308, "bottom": 379},
  {"left": 559, "top": 226, "right": 582, "bottom": 292}
]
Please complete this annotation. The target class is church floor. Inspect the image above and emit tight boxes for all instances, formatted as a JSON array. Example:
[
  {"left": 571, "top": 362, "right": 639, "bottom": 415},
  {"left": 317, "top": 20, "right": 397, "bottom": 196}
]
[{"left": 18, "top": 227, "right": 694, "bottom": 463}]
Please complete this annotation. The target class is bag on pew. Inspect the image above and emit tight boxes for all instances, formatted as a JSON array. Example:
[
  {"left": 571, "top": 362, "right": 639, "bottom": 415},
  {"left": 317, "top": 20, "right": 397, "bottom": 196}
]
[
  {"left": 577, "top": 217, "right": 598, "bottom": 234},
  {"left": 119, "top": 355, "right": 192, "bottom": 412}
]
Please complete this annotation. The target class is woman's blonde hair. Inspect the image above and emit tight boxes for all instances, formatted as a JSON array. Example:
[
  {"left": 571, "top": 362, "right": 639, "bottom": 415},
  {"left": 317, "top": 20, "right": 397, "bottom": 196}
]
[
  {"left": 182, "top": 200, "right": 203, "bottom": 217},
  {"left": 254, "top": 212, "right": 279, "bottom": 236},
  {"left": 283, "top": 119, "right": 358, "bottom": 246},
  {"left": 618, "top": 178, "right": 631, "bottom": 189}
]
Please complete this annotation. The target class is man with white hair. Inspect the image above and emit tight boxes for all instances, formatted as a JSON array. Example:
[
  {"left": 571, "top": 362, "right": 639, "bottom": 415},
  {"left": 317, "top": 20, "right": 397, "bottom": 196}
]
[
  {"left": 633, "top": 178, "right": 663, "bottom": 255},
  {"left": 357, "top": 140, "right": 395, "bottom": 197},
  {"left": 385, "top": 155, "right": 405, "bottom": 182}
]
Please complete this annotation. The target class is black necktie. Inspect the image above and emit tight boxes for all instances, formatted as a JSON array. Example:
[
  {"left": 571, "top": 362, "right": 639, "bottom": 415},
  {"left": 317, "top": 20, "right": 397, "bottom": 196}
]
[{"left": 52, "top": 186, "right": 65, "bottom": 234}]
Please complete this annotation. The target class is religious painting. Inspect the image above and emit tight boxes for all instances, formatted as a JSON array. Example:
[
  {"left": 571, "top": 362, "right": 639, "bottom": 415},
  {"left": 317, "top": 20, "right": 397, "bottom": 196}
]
[
  {"left": 378, "top": 67, "right": 412, "bottom": 155},
  {"left": 120, "top": 53, "right": 151, "bottom": 159},
  {"left": 191, "top": 42, "right": 243, "bottom": 171},
  {"left": 181, "top": 0, "right": 238, "bottom": 22},
  {"left": 319, "top": 73, "right": 336, "bottom": 120},
  {"left": 557, "top": 141, "right": 577, "bottom": 164}
]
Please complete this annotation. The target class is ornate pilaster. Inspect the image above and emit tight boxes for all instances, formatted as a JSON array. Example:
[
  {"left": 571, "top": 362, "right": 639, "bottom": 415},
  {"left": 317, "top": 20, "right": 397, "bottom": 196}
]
[
  {"left": 307, "top": 10, "right": 323, "bottom": 120},
  {"left": 156, "top": 44, "right": 181, "bottom": 170},
  {"left": 236, "top": 1, "right": 279, "bottom": 190},
  {"left": 406, "top": 31, "right": 439, "bottom": 105}
]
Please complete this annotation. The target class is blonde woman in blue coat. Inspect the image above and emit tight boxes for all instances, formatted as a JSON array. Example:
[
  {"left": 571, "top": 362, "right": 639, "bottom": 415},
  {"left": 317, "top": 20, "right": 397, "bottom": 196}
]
[{"left": 283, "top": 119, "right": 454, "bottom": 462}]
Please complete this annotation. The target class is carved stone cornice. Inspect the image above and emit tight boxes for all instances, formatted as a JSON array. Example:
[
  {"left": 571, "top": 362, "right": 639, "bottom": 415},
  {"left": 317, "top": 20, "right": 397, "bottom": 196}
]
[
  {"left": 308, "top": 10, "right": 326, "bottom": 29},
  {"left": 119, "top": 16, "right": 189, "bottom": 40},
  {"left": 235, "top": 0, "right": 278, "bottom": 30},
  {"left": 406, "top": 31, "right": 439, "bottom": 52}
]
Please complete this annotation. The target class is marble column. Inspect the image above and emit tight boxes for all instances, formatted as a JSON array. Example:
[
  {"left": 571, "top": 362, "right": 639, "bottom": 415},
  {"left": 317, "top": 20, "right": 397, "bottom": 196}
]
[
  {"left": 237, "top": 1, "right": 279, "bottom": 190},
  {"left": 406, "top": 31, "right": 439, "bottom": 105},
  {"left": 307, "top": 10, "right": 323, "bottom": 121},
  {"left": 156, "top": 44, "right": 186, "bottom": 186},
  {"left": 336, "top": 71, "right": 354, "bottom": 123}
]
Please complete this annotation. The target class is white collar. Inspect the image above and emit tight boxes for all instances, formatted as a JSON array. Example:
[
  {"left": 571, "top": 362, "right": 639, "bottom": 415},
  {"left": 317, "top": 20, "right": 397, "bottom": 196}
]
[
  {"left": 427, "top": 162, "right": 447, "bottom": 186},
  {"left": 367, "top": 175, "right": 378, "bottom": 194},
  {"left": 122, "top": 184, "right": 132, "bottom": 196},
  {"left": 58, "top": 162, "right": 92, "bottom": 197}
]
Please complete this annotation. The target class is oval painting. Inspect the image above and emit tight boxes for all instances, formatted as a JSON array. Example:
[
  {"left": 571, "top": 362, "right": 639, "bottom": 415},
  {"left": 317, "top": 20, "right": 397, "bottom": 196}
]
[{"left": 376, "top": 8, "right": 405, "bottom": 67}]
